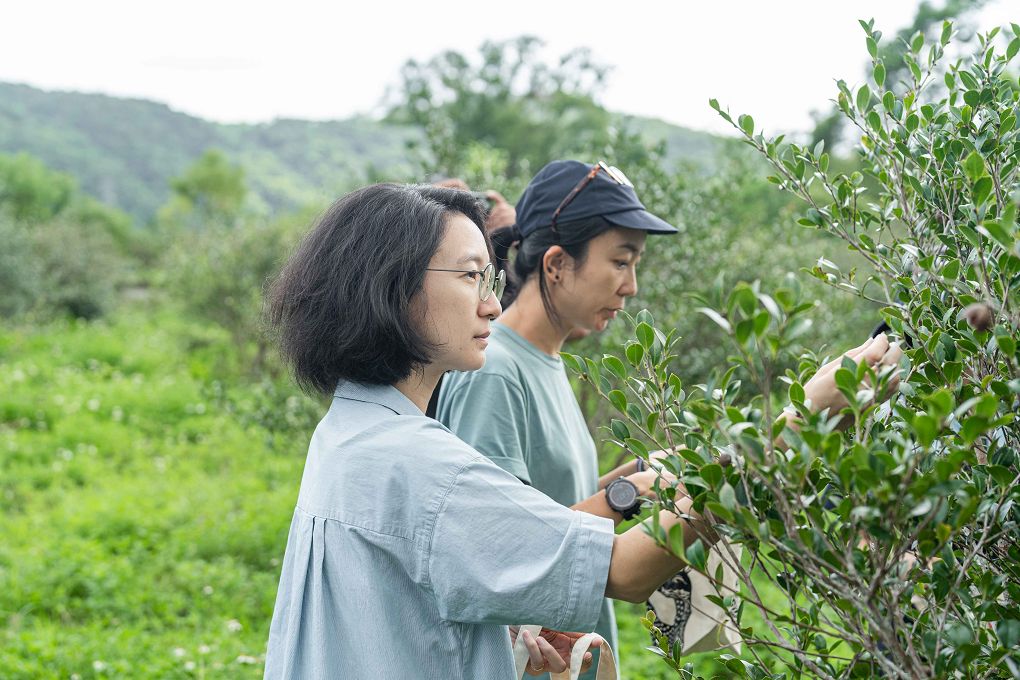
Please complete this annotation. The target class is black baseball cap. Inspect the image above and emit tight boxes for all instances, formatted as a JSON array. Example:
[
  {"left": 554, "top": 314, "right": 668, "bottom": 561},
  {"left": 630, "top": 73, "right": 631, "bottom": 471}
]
[{"left": 515, "top": 160, "right": 678, "bottom": 238}]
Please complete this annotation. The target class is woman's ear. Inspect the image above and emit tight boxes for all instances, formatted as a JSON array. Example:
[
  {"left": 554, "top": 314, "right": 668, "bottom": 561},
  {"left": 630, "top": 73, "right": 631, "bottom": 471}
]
[{"left": 542, "top": 245, "right": 567, "bottom": 283}]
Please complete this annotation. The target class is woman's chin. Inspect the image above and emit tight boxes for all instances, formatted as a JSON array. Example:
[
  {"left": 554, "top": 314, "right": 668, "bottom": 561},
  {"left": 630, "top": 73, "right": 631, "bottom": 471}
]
[{"left": 454, "top": 352, "right": 487, "bottom": 373}]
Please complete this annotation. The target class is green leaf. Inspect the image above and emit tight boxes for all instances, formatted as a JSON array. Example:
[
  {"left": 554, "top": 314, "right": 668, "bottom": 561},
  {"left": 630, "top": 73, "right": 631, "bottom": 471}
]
[
  {"left": 758, "top": 293, "right": 781, "bottom": 320},
  {"left": 645, "top": 411, "right": 659, "bottom": 434},
  {"left": 882, "top": 90, "right": 895, "bottom": 112},
  {"left": 625, "top": 342, "right": 644, "bottom": 367},
  {"left": 926, "top": 389, "right": 954, "bottom": 418},
  {"left": 705, "top": 502, "right": 734, "bottom": 523},
  {"left": 561, "top": 353, "right": 583, "bottom": 375},
  {"left": 910, "top": 498, "right": 933, "bottom": 517},
  {"left": 635, "top": 309, "right": 654, "bottom": 326},
  {"left": 996, "top": 333, "right": 1016, "bottom": 357},
  {"left": 696, "top": 307, "right": 731, "bottom": 333},
  {"left": 789, "top": 381, "right": 806, "bottom": 404},
  {"left": 734, "top": 318, "right": 753, "bottom": 345},
  {"left": 602, "top": 355, "right": 627, "bottom": 381},
  {"left": 685, "top": 538, "right": 707, "bottom": 571},
  {"left": 700, "top": 463, "right": 723, "bottom": 488},
  {"left": 1008, "top": 37, "right": 1020, "bottom": 61},
  {"left": 856, "top": 84, "right": 872, "bottom": 112},
  {"left": 912, "top": 413, "right": 939, "bottom": 447},
  {"left": 719, "top": 483, "right": 737, "bottom": 511},
  {"left": 963, "top": 151, "right": 986, "bottom": 182},
  {"left": 873, "top": 62, "right": 886, "bottom": 88},
  {"left": 738, "top": 114, "right": 754, "bottom": 136},
  {"left": 940, "top": 21, "right": 952, "bottom": 47},
  {"left": 610, "top": 419, "right": 630, "bottom": 441},
  {"left": 635, "top": 322, "right": 655, "bottom": 350},
  {"left": 625, "top": 438, "right": 649, "bottom": 459},
  {"left": 961, "top": 416, "right": 989, "bottom": 444},
  {"left": 987, "top": 465, "right": 1015, "bottom": 488},
  {"left": 834, "top": 367, "right": 858, "bottom": 395},
  {"left": 866, "top": 37, "right": 878, "bottom": 58},
  {"left": 729, "top": 285, "right": 756, "bottom": 315},
  {"left": 996, "top": 620, "right": 1020, "bottom": 648},
  {"left": 608, "top": 389, "right": 628, "bottom": 413},
  {"left": 668, "top": 523, "right": 686, "bottom": 558},
  {"left": 972, "top": 176, "right": 993, "bottom": 205},
  {"left": 980, "top": 220, "right": 1014, "bottom": 249}
]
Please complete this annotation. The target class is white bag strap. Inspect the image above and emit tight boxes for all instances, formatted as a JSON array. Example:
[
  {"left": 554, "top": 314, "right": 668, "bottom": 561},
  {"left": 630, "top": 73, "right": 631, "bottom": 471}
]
[{"left": 512, "top": 624, "right": 617, "bottom": 680}]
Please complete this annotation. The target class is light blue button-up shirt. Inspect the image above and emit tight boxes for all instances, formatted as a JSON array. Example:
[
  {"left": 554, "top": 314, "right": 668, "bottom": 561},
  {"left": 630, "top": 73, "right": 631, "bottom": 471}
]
[{"left": 264, "top": 382, "right": 616, "bottom": 679}]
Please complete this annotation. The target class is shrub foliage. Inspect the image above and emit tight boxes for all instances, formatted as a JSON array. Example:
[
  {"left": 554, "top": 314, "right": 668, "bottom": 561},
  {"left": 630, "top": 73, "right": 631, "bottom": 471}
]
[{"left": 566, "top": 21, "right": 1020, "bottom": 678}]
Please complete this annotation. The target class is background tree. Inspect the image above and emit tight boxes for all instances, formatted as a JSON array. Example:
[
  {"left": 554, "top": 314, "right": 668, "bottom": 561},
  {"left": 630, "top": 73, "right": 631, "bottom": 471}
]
[
  {"left": 0, "top": 152, "right": 135, "bottom": 319},
  {"left": 387, "top": 35, "right": 649, "bottom": 190},
  {"left": 158, "top": 149, "right": 247, "bottom": 230}
]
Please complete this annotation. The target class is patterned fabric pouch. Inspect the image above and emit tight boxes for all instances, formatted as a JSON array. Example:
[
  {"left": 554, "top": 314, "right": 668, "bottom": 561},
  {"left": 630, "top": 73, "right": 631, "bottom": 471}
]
[{"left": 646, "top": 540, "right": 743, "bottom": 655}]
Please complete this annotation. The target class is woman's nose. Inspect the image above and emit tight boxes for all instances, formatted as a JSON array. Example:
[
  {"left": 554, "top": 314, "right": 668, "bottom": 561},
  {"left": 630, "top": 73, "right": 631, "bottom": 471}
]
[
  {"left": 619, "top": 269, "right": 638, "bottom": 297},
  {"left": 480, "top": 292, "right": 502, "bottom": 320}
]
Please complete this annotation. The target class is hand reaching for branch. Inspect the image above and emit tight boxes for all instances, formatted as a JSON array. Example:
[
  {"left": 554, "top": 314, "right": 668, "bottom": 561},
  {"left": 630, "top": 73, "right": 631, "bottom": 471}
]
[{"left": 800, "top": 332, "right": 903, "bottom": 424}]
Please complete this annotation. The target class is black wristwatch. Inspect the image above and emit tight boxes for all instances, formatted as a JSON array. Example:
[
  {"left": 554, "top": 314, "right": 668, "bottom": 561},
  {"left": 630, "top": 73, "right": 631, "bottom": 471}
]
[{"left": 605, "top": 476, "right": 642, "bottom": 520}]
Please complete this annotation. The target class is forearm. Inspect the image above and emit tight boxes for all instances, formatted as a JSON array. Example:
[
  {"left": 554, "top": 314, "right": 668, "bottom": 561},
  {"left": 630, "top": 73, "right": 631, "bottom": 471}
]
[
  {"left": 597, "top": 459, "right": 639, "bottom": 490},
  {"left": 570, "top": 491, "right": 621, "bottom": 525},
  {"left": 604, "top": 499, "right": 717, "bottom": 603},
  {"left": 574, "top": 470, "right": 658, "bottom": 526}
]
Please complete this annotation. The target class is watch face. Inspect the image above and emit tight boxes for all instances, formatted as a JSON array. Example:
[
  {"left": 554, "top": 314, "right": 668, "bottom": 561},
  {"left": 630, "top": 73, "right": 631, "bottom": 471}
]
[{"left": 607, "top": 479, "right": 638, "bottom": 509}]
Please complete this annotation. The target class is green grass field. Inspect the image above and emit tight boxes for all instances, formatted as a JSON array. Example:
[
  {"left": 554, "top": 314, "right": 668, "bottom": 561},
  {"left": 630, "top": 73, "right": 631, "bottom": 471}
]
[{"left": 0, "top": 308, "right": 740, "bottom": 679}]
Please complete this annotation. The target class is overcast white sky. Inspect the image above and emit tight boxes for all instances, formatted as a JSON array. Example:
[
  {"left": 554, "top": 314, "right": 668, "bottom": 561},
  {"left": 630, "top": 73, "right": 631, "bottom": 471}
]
[{"left": 2, "top": 1, "right": 1015, "bottom": 136}]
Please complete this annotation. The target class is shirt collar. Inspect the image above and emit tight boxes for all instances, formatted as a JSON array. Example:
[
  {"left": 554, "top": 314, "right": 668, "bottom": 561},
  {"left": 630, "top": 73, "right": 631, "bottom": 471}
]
[{"left": 333, "top": 381, "right": 423, "bottom": 417}]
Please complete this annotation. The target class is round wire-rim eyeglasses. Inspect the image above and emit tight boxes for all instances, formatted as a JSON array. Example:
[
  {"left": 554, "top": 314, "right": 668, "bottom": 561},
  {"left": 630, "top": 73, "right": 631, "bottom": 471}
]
[{"left": 425, "top": 262, "right": 506, "bottom": 302}]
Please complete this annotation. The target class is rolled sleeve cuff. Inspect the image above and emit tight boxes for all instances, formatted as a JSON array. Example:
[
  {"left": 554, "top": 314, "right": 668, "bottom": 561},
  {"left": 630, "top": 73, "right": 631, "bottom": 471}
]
[{"left": 559, "top": 511, "right": 615, "bottom": 632}]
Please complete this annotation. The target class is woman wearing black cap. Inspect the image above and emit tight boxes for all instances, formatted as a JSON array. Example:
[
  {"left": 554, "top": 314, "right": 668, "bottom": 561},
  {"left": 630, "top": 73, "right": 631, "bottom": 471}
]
[{"left": 434, "top": 160, "right": 903, "bottom": 675}]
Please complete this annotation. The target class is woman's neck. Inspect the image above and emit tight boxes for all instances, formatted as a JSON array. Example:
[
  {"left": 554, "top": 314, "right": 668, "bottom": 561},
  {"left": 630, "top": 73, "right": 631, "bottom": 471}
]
[
  {"left": 393, "top": 366, "right": 443, "bottom": 414},
  {"left": 499, "top": 283, "right": 572, "bottom": 356}
]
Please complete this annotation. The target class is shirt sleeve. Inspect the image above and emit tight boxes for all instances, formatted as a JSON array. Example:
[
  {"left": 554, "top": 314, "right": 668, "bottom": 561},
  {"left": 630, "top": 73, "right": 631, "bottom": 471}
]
[
  {"left": 438, "top": 373, "right": 532, "bottom": 484},
  {"left": 426, "top": 459, "right": 615, "bottom": 631}
]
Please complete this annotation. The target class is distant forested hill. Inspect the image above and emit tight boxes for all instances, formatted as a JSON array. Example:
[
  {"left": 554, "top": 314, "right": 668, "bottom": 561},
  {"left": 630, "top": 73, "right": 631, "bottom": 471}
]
[{"left": 0, "top": 81, "right": 721, "bottom": 222}]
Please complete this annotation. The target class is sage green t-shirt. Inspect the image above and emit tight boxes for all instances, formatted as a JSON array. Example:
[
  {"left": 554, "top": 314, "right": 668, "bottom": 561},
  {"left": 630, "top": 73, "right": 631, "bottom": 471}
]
[{"left": 437, "top": 322, "right": 618, "bottom": 676}]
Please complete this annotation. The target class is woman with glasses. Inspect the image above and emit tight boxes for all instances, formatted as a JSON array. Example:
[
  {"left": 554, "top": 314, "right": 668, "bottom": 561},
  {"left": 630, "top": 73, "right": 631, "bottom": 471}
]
[
  {"left": 434, "top": 160, "right": 902, "bottom": 675},
  {"left": 262, "top": 182, "right": 892, "bottom": 679}
]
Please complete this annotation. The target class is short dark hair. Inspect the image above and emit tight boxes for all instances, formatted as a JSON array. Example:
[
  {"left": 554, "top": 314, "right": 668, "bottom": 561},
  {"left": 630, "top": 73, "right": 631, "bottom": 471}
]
[
  {"left": 491, "top": 216, "right": 616, "bottom": 324},
  {"left": 266, "top": 183, "right": 488, "bottom": 394}
]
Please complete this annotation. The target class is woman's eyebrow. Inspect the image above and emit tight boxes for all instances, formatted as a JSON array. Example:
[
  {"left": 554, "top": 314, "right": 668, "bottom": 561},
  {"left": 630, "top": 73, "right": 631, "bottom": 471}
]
[
  {"left": 455, "top": 253, "right": 487, "bottom": 267},
  {"left": 616, "top": 243, "right": 645, "bottom": 256}
]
